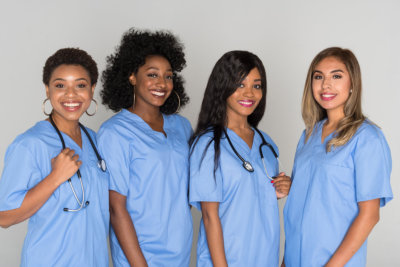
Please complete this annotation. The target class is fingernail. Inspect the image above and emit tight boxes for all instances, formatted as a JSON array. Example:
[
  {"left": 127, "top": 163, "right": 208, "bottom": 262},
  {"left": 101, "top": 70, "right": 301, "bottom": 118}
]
[{"left": 270, "top": 180, "right": 274, "bottom": 183}]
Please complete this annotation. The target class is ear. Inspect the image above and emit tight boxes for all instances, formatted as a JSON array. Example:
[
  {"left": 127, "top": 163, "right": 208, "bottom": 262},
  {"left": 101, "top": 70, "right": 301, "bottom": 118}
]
[
  {"left": 45, "top": 85, "right": 50, "bottom": 98},
  {"left": 129, "top": 73, "right": 136, "bottom": 86},
  {"left": 91, "top": 83, "right": 96, "bottom": 95}
]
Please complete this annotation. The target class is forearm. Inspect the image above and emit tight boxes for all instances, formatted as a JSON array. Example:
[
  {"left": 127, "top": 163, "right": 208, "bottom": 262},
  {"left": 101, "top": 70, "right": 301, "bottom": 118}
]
[
  {"left": 201, "top": 203, "right": 228, "bottom": 267},
  {"left": 110, "top": 197, "right": 147, "bottom": 266},
  {"left": 326, "top": 199, "right": 380, "bottom": 267},
  {"left": 0, "top": 172, "right": 61, "bottom": 228}
]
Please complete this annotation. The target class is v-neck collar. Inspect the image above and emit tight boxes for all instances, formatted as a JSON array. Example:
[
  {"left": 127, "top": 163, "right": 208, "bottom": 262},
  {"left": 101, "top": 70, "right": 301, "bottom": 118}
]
[
  {"left": 121, "top": 109, "right": 169, "bottom": 139},
  {"left": 42, "top": 120, "right": 85, "bottom": 151},
  {"left": 226, "top": 127, "right": 257, "bottom": 155}
]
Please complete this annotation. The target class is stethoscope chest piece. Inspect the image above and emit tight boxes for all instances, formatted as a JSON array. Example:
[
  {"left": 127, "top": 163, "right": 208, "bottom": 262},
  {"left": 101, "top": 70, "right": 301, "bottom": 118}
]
[
  {"left": 243, "top": 161, "right": 254, "bottom": 172},
  {"left": 98, "top": 159, "right": 107, "bottom": 172}
]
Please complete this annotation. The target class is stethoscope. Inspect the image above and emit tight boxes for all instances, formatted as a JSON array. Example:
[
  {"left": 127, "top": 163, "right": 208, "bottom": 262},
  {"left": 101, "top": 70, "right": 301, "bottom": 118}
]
[
  {"left": 49, "top": 115, "right": 106, "bottom": 212},
  {"left": 223, "top": 127, "right": 280, "bottom": 180}
]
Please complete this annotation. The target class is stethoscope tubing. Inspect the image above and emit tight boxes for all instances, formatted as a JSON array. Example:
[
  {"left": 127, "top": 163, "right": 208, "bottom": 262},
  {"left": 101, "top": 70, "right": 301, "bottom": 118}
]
[
  {"left": 49, "top": 114, "right": 105, "bottom": 212},
  {"left": 224, "top": 127, "right": 280, "bottom": 180}
]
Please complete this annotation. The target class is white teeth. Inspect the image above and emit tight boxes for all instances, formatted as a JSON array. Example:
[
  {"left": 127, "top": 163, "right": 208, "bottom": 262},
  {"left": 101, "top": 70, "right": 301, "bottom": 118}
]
[
  {"left": 322, "top": 94, "right": 335, "bottom": 97},
  {"left": 151, "top": 91, "right": 165, "bottom": 96},
  {"left": 63, "top": 103, "right": 80, "bottom": 107},
  {"left": 239, "top": 101, "right": 253, "bottom": 105}
]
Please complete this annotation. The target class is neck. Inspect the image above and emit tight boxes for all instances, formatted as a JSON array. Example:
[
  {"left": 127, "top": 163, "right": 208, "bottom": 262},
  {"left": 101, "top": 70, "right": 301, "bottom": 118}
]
[
  {"left": 129, "top": 104, "right": 162, "bottom": 124},
  {"left": 226, "top": 111, "right": 250, "bottom": 131},
  {"left": 50, "top": 113, "right": 80, "bottom": 137},
  {"left": 325, "top": 109, "right": 345, "bottom": 129}
]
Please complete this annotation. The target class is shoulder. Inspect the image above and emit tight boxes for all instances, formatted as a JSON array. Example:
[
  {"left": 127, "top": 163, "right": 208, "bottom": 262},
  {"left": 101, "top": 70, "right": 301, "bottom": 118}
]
[
  {"left": 191, "top": 130, "right": 214, "bottom": 151},
  {"left": 350, "top": 119, "right": 390, "bottom": 153},
  {"left": 99, "top": 111, "right": 127, "bottom": 132},
  {"left": 354, "top": 119, "right": 385, "bottom": 140},
  {"left": 6, "top": 121, "right": 51, "bottom": 155},
  {"left": 166, "top": 113, "right": 192, "bottom": 129},
  {"left": 80, "top": 124, "right": 96, "bottom": 140}
]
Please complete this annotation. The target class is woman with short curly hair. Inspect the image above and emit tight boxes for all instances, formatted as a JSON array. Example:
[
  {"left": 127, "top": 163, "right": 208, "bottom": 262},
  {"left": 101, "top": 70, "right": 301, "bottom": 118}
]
[
  {"left": 0, "top": 48, "right": 109, "bottom": 266},
  {"left": 97, "top": 28, "right": 192, "bottom": 267}
]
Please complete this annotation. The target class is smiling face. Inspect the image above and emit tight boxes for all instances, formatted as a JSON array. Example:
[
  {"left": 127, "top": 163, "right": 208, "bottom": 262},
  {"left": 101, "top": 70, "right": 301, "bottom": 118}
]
[
  {"left": 226, "top": 67, "right": 263, "bottom": 123},
  {"left": 312, "top": 56, "right": 352, "bottom": 119},
  {"left": 129, "top": 55, "right": 174, "bottom": 111},
  {"left": 46, "top": 64, "right": 94, "bottom": 126}
]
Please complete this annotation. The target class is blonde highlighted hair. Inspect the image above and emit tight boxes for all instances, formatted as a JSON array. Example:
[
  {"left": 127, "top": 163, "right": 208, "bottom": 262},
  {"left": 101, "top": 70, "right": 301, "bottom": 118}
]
[{"left": 302, "top": 47, "right": 366, "bottom": 152}]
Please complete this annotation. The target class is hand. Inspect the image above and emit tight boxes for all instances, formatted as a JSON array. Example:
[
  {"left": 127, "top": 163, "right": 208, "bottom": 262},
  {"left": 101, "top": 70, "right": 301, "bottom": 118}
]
[
  {"left": 50, "top": 148, "right": 81, "bottom": 185},
  {"left": 272, "top": 172, "right": 291, "bottom": 199}
]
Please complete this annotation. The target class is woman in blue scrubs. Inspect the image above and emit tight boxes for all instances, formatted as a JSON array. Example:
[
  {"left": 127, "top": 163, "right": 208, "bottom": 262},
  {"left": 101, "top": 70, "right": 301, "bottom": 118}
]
[
  {"left": 97, "top": 28, "right": 192, "bottom": 267},
  {"left": 0, "top": 48, "right": 109, "bottom": 266},
  {"left": 283, "top": 47, "right": 393, "bottom": 267},
  {"left": 189, "top": 51, "right": 291, "bottom": 267}
]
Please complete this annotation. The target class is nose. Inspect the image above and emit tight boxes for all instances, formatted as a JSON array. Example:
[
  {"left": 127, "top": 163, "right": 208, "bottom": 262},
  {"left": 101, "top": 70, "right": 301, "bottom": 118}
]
[
  {"left": 156, "top": 76, "right": 167, "bottom": 89},
  {"left": 322, "top": 77, "right": 331, "bottom": 89},
  {"left": 65, "top": 84, "right": 77, "bottom": 97},
  {"left": 243, "top": 85, "right": 255, "bottom": 97}
]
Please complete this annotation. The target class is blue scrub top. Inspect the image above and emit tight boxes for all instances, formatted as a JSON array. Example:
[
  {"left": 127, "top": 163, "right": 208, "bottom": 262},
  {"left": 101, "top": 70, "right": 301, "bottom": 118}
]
[
  {"left": 97, "top": 109, "right": 193, "bottom": 267},
  {"left": 189, "top": 128, "right": 280, "bottom": 267},
  {"left": 284, "top": 120, "right": 393, "bottom": 267},
  {"left": 0, "top": 121, "right": 109, "bottom": 267}
]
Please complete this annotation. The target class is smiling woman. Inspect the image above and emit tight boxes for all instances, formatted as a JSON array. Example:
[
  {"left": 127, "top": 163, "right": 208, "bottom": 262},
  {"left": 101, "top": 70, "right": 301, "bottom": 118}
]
[
  {"left": 283, "top": 47, "right": 393, "bottom": 267},
  {"left": 97, "top": 28, "right": 193, "bottom": 267},
  {"left": 0, "top": 48, "right": 109, "bottom": 266}
]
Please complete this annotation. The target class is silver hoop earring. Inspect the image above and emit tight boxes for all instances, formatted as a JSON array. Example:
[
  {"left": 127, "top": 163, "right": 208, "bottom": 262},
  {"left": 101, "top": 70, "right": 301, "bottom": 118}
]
[
  {"left": 173, "top": 90, "right": 181, "bottom": 114},
  {"left": 350, "top": 89, "right": 353, "bottom": 94},
  {"left": 42, "top": 98, "right": 52, "bottom": 116},
  {"left": 86, "top": 99, "right": 98, "bottom": 116}
]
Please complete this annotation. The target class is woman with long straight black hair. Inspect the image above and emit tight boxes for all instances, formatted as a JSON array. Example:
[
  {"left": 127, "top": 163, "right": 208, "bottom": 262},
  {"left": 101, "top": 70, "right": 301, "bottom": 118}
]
[{"left": 189, "top": 50, "right": 291, "bottom": 267}]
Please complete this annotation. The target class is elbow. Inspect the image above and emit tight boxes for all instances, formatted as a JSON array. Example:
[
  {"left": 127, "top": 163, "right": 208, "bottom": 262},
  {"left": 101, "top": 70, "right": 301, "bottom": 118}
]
[{"left": 0, "top": 216, "right": 14, "bottom": 229}]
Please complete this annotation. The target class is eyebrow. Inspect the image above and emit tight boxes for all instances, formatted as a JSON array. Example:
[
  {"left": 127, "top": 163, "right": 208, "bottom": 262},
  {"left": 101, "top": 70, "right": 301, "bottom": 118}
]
[
  {"left": 145, "top": 67, "right": 173, "bottom": 72},
  {"left": 254, "top": 78, "right": 262, "bottom": 82},
  {"left": 52, "top": 78, "right": 89, "bottom": 82},
  {"left": 313, "top": 69, "right": 345, "bottom": 74}
]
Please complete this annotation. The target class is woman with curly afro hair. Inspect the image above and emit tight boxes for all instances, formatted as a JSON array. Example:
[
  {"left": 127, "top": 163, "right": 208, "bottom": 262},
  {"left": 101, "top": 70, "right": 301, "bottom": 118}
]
[
  {"left": 0, "top": 48, "right": 109, "bottom": 266},
  {"left": 97, "top": 28, "right": 192, "bottom": 267}
]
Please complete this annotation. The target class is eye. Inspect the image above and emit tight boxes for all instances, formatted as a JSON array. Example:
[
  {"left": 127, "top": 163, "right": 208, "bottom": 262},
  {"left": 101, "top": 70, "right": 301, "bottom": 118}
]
[
  {"left": 254, "top": 84, "right": 262, "bottom": 89},
  {"left": 147, "top": 73, "right": 158, "bottom": 78},
  {"left": 238, "top": 83, "right": 245, "bottom": 88},
  {"left": 166, "top": 74, "right": 174, "bottom": 80},
  {"left": 77, "top": 83, "right": 87, "bottom": 89},
  {"left": 333, "top": 74, "right": 342, "bottom": 79},
  {"left": 55, "top": 83, "right": 64, "bottom": 88},
  {"left": 313, "top": 74, "right": 323, "bottom": 80}
]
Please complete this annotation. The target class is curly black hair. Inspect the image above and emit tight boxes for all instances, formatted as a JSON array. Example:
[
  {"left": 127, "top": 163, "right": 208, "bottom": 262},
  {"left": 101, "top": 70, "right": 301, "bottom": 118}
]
[
  {"left": 43, "top": 48, "right": 98, "bottom": 85},
  {"left": 101, "top": 28, "right": 189, "bottom": 114}
]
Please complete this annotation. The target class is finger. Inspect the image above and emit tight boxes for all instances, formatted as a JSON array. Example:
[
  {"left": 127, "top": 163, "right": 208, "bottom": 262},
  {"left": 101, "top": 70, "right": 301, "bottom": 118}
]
[
  {"left": 66, "top": 149, "right": 76, "bottom": 158},
  {"left": 76, "top": 160, "right": 82, "bottom": 167},
  {"left": 273, "top": 176, "right": 291, "bottom": 182},
  {"left": 72, "top": 154, "right": 80, "bottom": 162},
  {"left": 61, "top": 148, "right": 71, "bottom": 154}
]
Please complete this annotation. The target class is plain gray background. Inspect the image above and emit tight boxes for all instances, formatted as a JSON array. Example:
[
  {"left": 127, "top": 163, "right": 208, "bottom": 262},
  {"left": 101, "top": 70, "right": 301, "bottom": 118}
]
[{"left": 0, "top": 0, "right": 399, "bottom": 266}]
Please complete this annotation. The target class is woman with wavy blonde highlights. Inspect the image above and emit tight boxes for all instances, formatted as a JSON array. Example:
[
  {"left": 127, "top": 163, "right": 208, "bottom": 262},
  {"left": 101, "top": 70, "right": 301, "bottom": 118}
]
[{"left": 282, "top": 47, "right": 393, "bottom": 267}]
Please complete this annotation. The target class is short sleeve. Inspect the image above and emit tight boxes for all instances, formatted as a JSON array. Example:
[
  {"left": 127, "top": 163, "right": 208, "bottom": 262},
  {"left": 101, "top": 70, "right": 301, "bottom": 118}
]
[
  {"left": 97, "top": 127, "right": 130, "bottom": 196},
  {"left": 0, "top": 141, "right": 41, "bottom": 211},
  {"left": 189, "top": 135, "right": 223, "bottom": 211},
  {"left": 354, "top": 129, "right": 393, "bottom": 206}
]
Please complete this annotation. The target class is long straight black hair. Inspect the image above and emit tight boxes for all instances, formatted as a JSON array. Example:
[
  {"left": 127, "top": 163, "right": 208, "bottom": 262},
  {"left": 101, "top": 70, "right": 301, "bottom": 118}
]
[{"left": 190, "top": 50, "right": 267, "bottom": 173}]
